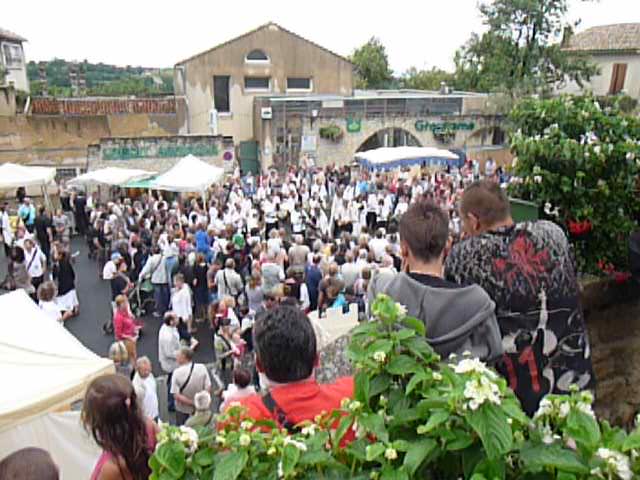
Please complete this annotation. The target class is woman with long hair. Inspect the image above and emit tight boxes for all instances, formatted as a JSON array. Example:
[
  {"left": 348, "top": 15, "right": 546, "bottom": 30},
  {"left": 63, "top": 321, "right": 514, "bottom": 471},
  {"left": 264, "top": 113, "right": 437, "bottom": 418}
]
[{"left": 82, "top": 374, "right": 157, "bottom": 480}]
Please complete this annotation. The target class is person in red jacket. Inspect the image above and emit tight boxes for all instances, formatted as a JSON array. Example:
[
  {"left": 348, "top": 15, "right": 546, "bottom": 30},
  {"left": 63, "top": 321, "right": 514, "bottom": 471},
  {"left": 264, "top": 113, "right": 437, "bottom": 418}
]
[
  {"left": 113, "top": 294, "right": 140, "bottom": 369},
  {"left": 224, "top": 305, "right": 353, "bottom": 431}
]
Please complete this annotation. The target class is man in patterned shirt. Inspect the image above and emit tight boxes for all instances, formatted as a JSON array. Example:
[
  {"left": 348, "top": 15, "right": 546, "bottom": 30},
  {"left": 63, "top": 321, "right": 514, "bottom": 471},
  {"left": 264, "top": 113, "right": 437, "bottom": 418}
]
[{"left": 444, "top": 180, "right": 595, "bottom": 415}]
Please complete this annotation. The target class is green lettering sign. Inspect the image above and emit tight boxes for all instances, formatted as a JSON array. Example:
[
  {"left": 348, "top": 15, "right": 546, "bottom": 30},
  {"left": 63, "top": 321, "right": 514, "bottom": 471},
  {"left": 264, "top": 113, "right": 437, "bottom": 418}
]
[
  {"left": 346, "top": 118, "right": 361, "bottom": 133},
  {"left": 103, "top": 143, "right": 220, "bottom": 161},
  {"left": 415, "top": 121, "right": 476, "bottom": 132}
]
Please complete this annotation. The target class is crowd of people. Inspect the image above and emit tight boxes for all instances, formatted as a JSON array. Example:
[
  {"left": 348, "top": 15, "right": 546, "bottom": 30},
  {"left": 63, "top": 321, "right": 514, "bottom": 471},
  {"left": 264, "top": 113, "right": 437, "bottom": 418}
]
[{"left": 1, "top": 157, "right": 597, "bottom": 480}]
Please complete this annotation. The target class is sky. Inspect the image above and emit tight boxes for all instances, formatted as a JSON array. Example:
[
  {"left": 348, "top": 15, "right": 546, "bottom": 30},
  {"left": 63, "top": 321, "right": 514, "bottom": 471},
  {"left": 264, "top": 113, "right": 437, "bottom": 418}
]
[{"left": 4, "top": 0, "right": 639, "bottom": 74}]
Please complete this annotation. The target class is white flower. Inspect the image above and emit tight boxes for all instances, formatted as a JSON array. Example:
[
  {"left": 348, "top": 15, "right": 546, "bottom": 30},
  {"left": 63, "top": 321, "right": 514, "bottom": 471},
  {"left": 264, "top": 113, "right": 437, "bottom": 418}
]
[
  {"left": 384, "top": 447, "right": 398, "bottom": 460},
  {"left": 626, "top": 151, "right": 636, "bottom": 161},
  {"left": 432, "top": 372, "right": 443, "bottom": 381},
  {"left": 541, "top": 425, "right": 557, "bottom": 445},
  {"left": 558, "top": 402, "right": 571, "bottom": 419},
  {"left": 462, "top": 350, "right": 472, "bottom": 357},
  {"left": 534, "top": 398, "right": 554, "bottom": 419},
  {"left": 463, "top": 376, "right": 501, "bottom": 410},
  {"left": 576, "top": 401, "right": 596, "bottom": 419},
  {"left": 379, "top": 395, "right": 388, "bottom": 406},
  {"left": 373, "top": 351, "right": 387, "bottom": 363},
  {"left": 395, "top": 303, "right": 407, "bottom": 318},
  {"left": 348, "top": 400, "right": 362, "bottom": 412},
  {"left": 267, "top": 446, "right": 277, "bottom": 456},
  {"left": 240, "top": 420, "right": 254, "bottom": 430},
  {"left": 215, "top": 435, "right": 226, "bottom": 446},
  {"left": 453, "top": 358, "right": 497, "bottom": 379},
  {"left": 283, "top": 437, "right": 308, "bottom": 452},
  {"left": 277, "top": 460, "right": 284, "bottom": 478},
  {"left": 597, "top": 448, "right": 632, "bottom": 480},
  {"left": 301, "top": 425, "right": 317, "bottom": 437},
  {"left": 178, "top": 426, "right": 199, "bottom": 453},
  {"left": 533, "top": 175, "right": 542, "bottom": 183},
  {"left": 238, "top": 433, "right": 251, "bottom": 447}
]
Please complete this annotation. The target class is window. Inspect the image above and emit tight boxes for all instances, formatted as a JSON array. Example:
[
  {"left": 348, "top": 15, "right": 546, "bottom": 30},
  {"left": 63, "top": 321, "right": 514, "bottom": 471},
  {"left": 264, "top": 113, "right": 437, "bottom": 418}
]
[
  {"left": 609, "top": 63, "right": 627, "bottom": 95},
  {"left": 287, "top": 77, "right": 312, "bottom": 91},
  {"left": 213, "top": 75, "right": 230, "bottom": 113},
  {"left": 2, "top": 43, "right": 23, "bottom": 69},
  {"left": 245, "top": 49, "right": 269, "bottom": 62},
  {"left": 244, "top": 76, "right": 270, "bottom": 91},
  {"left": 55, "top": 168, "right": 79, "bottom": 183}
]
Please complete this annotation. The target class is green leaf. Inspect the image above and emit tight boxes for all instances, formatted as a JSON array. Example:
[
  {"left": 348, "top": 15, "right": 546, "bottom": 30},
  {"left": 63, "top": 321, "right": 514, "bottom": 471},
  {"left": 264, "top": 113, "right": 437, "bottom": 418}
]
[
  {"left": 381, "top": 465, "right": 409, "bottom": 480},
  {"left": 354, "top": 370, "right": 370, "bottom": 404},
  {"left": 401, "top": 316, "right": 425, "bottom": 336},
  {"left": 448, "top": 430, "right": 475, "bottom": 451},
  {"left": 565, "top": 410, "right": 601, "bottom": 450},
  {"left": 623, "top": 430, "right": 640, "bottom": 452},
  {"left": 359, "top": 412, "right": 389, "bottom": 443},
  {"left": 406, "top": 371, "right": 428, "bottom": 395},
  {"left": 519, "top": 443, "right": 589, "bottom": 474},
  {"left": 351, "top": 321, "right": 381, "bottom": 336},
  {"left": 423, "top": 410, "right": 449, "bottom": 433},
  {"left": 194, "top": 447, "right": 215, "bottom": 467},
  {"left": 333, "top": 414, "right": 354, "bottom": 447},
  {"left": 557, "top": 472, "right": 577, "bottom": 480},
  {"left": 367, "top": 339, "right": 394, "bottom": 355},
  {"left": 213, "top": 451, "right": 248, "bottom": 480},
  {"left": 394, "top": 328, "right": 416, "bottom": 341},
  {"left": 365, "top": 442, "right": 386, "bottom": 461},
  {"left": 386, "top": 355, "right": 420, "bottom": 375},
  {"left": 402, "top": 337, "right": 435, "bottom": 361},
  {"left": 473, "top": 457, "right": 505, "bottom": 480},
  {"left": 298, "top": 449, "right": 333, "bottom": 466},
  {"left": 403, "top": 438, "right": 437, "bottom": 475},
  {"left": 500, "top": 397, "right": 529, "bottom": 425},
  {"left": 282, "top": 444, "right": 301, "bottom": 477},
  {"left": 370, "top": 373, "right": 392, "bottom": 397},
  {"left": 466, "top": 403, "right": 513, "bottom": 459},
  {"left": 155, "top": 442, "right": 186, "bottom": 478}
]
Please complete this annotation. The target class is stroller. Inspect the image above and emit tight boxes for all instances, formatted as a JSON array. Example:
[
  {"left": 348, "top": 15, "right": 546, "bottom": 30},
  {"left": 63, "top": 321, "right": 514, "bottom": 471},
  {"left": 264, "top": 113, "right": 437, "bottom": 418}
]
[{"left": 128, "top": 279, "right": 155, "bottom": 318}]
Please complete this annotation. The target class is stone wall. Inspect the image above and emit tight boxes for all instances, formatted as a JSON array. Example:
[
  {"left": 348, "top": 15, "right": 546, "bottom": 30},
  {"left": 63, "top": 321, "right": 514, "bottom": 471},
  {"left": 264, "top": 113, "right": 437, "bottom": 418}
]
[
  {"left": 581, "top": 278, "right": 640, "bottom": 426},
  {"left": 89, "top": 134, "right": 235, "bottom": 172},
  {"left": 0, "top": 86, "right": 17, "bottom": 116}
]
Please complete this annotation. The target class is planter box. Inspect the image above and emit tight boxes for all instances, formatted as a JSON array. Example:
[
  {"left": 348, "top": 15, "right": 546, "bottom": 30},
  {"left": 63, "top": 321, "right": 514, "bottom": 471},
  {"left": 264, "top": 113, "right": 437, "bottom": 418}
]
[{"left": 581, "top": 276, "right": 640, "bottom": 426}]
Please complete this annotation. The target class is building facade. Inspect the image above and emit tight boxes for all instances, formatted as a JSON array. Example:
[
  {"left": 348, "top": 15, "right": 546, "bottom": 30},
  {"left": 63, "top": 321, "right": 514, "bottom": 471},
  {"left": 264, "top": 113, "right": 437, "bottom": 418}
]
[
  {"left": 559, "top": 23, "right": 640, "bottom": 99},
  {"left": 0, "top": 28, "right": 29, "bottom": 93},
  {"left": 174, "top": 22, "right": 354, "bottom": 141}
]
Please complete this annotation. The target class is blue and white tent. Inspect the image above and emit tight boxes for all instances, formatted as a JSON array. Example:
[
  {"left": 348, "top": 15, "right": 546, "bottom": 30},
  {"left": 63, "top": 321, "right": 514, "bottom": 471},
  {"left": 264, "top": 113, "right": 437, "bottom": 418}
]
[{"left": 355, "top": 146, "right": 461, "bottom": 171}]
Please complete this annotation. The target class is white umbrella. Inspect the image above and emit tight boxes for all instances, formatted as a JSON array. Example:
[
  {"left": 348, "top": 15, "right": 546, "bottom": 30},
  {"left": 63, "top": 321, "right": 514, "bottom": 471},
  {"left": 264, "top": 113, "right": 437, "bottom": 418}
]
[
  {"left": 152, "top": 155, "right": 224, "bottom": 193},
  {"left": 355, "top": 146, "right": 459, "bottom": 170}
]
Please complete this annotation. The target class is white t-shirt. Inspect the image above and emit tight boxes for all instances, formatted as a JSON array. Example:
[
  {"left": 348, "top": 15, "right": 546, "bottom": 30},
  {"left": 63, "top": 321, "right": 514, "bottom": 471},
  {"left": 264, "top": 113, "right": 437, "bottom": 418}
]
[
  {"left": 171, "top": 285, "right": 192, "bottom": 320},
  {"left": 102, "top": 261, "right": 117, "bottom": 281},
  {"left": 39, "top": 300, "right": 62, "bottom": 323},
  {"left": 25, "top": 247, "right": 46, "bottom": 278},
  {"left": 171, "top": 362, "right": 212, "bottom": 414},
  {"left": 133, "top": 373, "right": 159, "bottom": 420}
]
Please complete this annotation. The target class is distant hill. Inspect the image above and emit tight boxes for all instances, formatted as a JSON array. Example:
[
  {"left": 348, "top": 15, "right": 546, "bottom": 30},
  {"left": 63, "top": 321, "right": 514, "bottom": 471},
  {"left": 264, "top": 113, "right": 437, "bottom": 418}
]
[{"left": 27, "top": 59, "right": 174, "bottom": 97}]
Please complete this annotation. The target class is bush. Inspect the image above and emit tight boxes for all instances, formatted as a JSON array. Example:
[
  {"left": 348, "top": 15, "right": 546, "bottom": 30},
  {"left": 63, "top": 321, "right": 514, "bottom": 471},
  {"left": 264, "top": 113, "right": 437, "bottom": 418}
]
[
  {"left": 319, "top": 124, "right": 344, "bottom": 142},
  {"left": 508, "top": 95, "right": 640, "bottom": 276},
  {"left": 150, "top": 295, "right": 640, "bottom": 479}
]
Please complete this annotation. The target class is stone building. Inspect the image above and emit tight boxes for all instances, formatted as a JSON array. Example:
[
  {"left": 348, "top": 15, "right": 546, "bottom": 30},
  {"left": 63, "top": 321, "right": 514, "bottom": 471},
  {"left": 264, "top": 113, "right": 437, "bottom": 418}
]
[
  {"left": 0, "top": 27, "right": 29, "bottom": 93},
  {"left": 559, "top": 23, "right": 640, "bottom": 99},
  {"left": 174, "top": 22, "right": 354, "bottom": 142},
  {"left": 175, "top": 23, "right": 509, "bottom": 171}
]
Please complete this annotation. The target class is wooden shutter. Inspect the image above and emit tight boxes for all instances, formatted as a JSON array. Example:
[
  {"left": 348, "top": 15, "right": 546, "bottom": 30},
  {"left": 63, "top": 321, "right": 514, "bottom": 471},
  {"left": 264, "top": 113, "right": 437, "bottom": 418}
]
[{"left": 609, "top": 63, "right": 628, "bottom": 95}]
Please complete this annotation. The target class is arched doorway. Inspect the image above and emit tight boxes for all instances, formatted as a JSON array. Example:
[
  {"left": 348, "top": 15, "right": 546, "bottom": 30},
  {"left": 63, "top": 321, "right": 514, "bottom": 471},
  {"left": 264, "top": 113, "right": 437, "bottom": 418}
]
[{"left": 356, "top": 128, "right": 421, "bottom": 152}]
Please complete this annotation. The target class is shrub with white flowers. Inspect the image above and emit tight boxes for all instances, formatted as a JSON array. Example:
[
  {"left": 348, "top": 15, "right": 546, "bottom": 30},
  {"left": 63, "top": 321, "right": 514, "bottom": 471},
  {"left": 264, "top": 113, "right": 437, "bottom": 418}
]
[{"left": 149, "top": 294, "right": 640, "bottom": 479}]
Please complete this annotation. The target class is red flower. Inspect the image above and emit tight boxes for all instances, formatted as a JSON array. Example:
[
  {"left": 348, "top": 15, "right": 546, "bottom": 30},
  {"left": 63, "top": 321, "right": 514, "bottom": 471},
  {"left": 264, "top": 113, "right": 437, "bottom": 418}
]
[
  {"left": 568, "top": 219, "right": 592, "bottom": 236},
  {"left": 597, "top": 259, "right": 615, "bottom": 275},
  {"left": 614, "top": 271, "right": 632, "bottom": 284}
]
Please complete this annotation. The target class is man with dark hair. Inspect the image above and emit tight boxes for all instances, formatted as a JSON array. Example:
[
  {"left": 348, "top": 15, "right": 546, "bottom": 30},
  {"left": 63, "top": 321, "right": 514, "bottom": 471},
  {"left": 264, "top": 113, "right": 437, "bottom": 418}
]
[
  {"left": 0, "top": 447, "right": 59, "bottom": 480},
  {"left": 445, "top": 179, "right": 595, "bottom": 416},
  {"left": 224, "top": 305, "right": 352, "bottom": 429},
  {"left": 368, "top": 201, "right": 503, "bottom": 362}
]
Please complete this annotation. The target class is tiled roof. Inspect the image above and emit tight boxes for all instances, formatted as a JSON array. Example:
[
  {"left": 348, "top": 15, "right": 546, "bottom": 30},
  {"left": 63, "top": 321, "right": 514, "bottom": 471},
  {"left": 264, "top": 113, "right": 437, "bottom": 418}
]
[
  {"left": 0, "top": 27, "right": 27, "bottom": 43},
  {"left": 175, "top": 22, "right": 352, "bottom": 66},
  {"left": 564, "top": 23, "right": 640, "bottom": 53}
]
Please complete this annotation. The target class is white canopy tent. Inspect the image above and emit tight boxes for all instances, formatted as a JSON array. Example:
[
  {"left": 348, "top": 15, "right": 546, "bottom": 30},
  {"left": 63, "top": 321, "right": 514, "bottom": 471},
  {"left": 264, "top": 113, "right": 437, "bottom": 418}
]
[
  {"left": 0, "top": 163, "right": 57, "bottom": 208},
  {"left": 354, "top": 146, "right": 460, "bottom": 171},
  {"left": 0, "top": 290, "right": 114, "bottom": 477},
  {"left": 67, "top": 167, "right": 155, "bottom": 187},
  {"left": 152, "top": 154, "right": 225, "bottom": 193}
]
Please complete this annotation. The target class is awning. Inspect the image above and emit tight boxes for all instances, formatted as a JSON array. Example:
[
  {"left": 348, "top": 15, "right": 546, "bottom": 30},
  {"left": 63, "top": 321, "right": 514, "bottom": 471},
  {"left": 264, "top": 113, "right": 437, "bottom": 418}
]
[
  {"left": 0, "top": 163, "right": 56, "bottom": 190},
  {"left": 122, "top": 176, "right": 158, "bottom": 189},
  {"left": 68, "top": 167, "right": 156, "bottom": 187},
  {"left": 152, "top": 154, "right": 225, "bottom": 192},
  {"left": 355, "top": 146, "right": 461, "bottom": 171}
]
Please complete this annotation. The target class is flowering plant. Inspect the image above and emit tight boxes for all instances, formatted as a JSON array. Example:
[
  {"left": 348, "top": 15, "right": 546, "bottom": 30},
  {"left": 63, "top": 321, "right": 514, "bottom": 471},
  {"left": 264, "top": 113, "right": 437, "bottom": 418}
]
[
  {"left": 508, "top": 95, "right": 640, "bottom": 275},
  {"left": 149, "top": 294, "right": 640, "bottom": 479}
]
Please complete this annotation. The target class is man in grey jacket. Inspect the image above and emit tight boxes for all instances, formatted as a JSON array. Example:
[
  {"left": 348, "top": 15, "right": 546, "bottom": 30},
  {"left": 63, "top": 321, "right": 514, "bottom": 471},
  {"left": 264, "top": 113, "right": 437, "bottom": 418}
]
[
  {"left": 368, "top": 201, "right": 503, "bottom": 363},
  {"left": 139, "top": 245, "right": 170, "bottom": 317}
]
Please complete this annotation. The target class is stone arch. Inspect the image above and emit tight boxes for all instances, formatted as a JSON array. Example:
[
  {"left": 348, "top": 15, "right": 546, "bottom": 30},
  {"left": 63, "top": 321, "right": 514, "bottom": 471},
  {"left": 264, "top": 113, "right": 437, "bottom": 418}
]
[
  {"left": 356, "top": 127, "right": 422, "bottom": 152},
  {"left": 466, "top": 125, "right": 507, "bottom": 147}
]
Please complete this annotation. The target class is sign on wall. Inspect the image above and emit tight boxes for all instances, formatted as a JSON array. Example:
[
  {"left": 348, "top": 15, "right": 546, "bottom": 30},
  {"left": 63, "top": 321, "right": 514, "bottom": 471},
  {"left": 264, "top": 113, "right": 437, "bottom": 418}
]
[
  {"left": 301, "top": 135, "right": 318, "bottom": 152},
  {"left": 102, "top": 143, "right": 220, "bottom": 161},
  {"left": 415, "top": 120, "right": 475, "bottom": 133},
  {"left": 346, "top": 118, "right": 362, "bottom": 133}
]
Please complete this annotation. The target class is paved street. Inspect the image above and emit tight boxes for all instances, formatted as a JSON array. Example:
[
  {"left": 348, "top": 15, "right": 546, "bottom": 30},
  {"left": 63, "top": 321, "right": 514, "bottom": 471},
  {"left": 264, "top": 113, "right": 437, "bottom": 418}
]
[{"left": 1, "top": 237, "right": 215, "bottom": 376}]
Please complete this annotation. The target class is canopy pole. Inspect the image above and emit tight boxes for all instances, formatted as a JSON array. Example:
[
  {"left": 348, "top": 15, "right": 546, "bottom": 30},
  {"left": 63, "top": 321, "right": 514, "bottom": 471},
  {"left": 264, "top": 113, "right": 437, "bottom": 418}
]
[{"left": 41, "top": 184, "right": 52, "bottom": 211}]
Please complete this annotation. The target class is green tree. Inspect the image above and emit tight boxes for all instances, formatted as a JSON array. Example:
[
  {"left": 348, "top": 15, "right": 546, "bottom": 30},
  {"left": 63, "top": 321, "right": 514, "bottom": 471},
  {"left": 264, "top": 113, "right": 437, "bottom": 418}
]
[
  {"left": 454, "top": 0, "right": 597, "bottom": 96},
  {"left": 350, "top": 37, "right": 393, "bottom": 89},
  {"left": 400, "top": 66, "right": 456, "bottom": 91}
]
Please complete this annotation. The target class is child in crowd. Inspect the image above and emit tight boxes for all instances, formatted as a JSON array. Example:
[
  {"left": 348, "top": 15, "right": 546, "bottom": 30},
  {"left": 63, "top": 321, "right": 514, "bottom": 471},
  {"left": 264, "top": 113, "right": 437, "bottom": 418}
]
[
  {"left": 219, "top": 368, "right": 256, "bottom": 412},
  {"left": 37, "top": 281, "right": 63, "bottom": 323},
  {"left": 230, "top": 328, "right": 247, "bottom": 367},
  {"left": 186, "top": 391, "right": 214, "bottom": 428}
]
